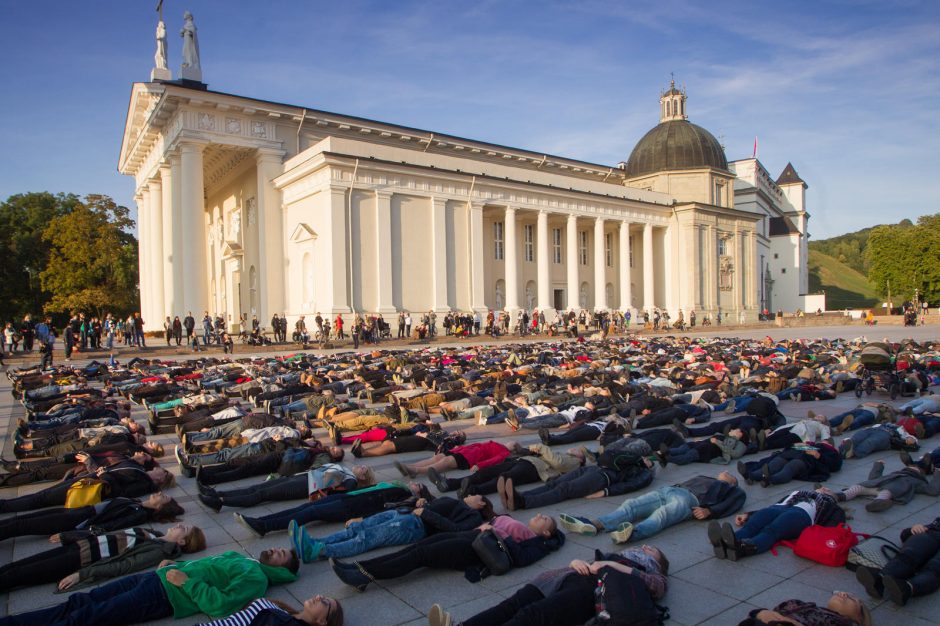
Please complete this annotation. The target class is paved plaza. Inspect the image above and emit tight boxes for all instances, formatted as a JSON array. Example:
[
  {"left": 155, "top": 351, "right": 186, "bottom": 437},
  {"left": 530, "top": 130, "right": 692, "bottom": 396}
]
[{"left": 1, "top": 324, "right": 939, "bottom": 625}]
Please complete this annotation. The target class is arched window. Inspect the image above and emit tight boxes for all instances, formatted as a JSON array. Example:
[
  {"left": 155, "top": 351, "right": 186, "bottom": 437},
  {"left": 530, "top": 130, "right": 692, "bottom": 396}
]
[
  {"left": 248, "top": 266, "right": 257, "bottom": 314},
  {"left": 302, "top": 252, "right": 314, "bottom": 310}
]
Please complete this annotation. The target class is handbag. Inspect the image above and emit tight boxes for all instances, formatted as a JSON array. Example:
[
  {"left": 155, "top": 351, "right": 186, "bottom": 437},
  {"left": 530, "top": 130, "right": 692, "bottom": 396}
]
[
  {"left": 846, "top": 535, "right": 901, "bottom": 571},
  {"left": 472, "top": 530, "right": 512, "bottom": 575},
  {"left": 64, "top": 478, "right": 106, "bottom": 509},
  {"left": 587, "top": 566, "right": 669, "bottom": 626}
]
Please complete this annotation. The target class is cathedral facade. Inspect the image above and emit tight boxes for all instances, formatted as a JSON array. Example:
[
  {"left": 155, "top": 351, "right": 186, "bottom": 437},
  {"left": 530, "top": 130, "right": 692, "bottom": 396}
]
[{"left": 120, "top": 75, "right": 816, "bottom": 331}]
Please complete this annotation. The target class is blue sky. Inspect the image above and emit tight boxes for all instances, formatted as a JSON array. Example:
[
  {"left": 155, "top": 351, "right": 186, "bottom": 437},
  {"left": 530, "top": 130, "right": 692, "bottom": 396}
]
[{"left": 0, "top": 0, "right": 938, "bottom": 238}]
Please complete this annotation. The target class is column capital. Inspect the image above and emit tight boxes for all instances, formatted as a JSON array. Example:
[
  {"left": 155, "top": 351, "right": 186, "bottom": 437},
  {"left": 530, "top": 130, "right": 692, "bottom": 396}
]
[
  {"left": 179, "top": 140, "right": 208, "bottom": 154},
  {"left": 468, "top": 200, "right": 484, "bottom": 211},
  {"left": 375, "top": 189, "right": 393, "bottom": 201},
  {"left": 566, "top": 213, "right": 578, "bottom": 223},
  {"left": 595, "top": 215, "right": 605, "bottom": 224},
  {"left": 256, "top": 147, "right": 286, "bottom": 163},
  {"left": 504, "top": 205, "right": 517, "bottom": 215}
]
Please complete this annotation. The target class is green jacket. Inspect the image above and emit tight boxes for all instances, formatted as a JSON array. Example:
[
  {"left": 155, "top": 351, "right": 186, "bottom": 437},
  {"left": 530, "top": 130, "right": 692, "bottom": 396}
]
[
  {"left": 58, "top": 539, "right": 182, "bottom": 592},
  {"left": 156, "top": 550, "right": 297, "bottom": 619}
]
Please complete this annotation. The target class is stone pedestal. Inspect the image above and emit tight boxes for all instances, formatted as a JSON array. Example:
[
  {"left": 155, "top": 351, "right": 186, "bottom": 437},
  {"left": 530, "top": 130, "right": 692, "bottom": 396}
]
[
  {"left": 180, "top": 66, "right": 202, "bottom": 82},
  {"left": 151, "top": 67, "right": 172, "bottom": 81}
]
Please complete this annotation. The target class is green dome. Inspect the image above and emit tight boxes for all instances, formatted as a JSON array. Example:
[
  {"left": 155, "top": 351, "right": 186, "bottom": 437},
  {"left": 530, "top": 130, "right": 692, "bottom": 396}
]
[{"left": 624, "top": 120, "right": 728, "bottom": 179}]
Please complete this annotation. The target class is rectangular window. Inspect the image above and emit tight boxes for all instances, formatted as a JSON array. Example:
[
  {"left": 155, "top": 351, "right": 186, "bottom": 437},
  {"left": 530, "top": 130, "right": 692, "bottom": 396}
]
[
  {"left": 552, "top": 228, "right": 562, "bottom": 264},
  {"left": 523, "top": 224, "right": 534, "bottom": 262},
  {"left": 629, "top": 235, "right": 635, "bottom": 268},
  {"left": 605, "top": 233, "right": 613, "bottom": 267},
  {"left": 494, "top": 222, "right": 504, "bottom": 260},
  {"left": 718, "top": 237, "right": 727, "bottom": 257},
  {"left": 579, "top": 231, "right": 588, "bottom": 265},
  {"left": 714, "top": 181, "right": 724, "bottom": 206}
]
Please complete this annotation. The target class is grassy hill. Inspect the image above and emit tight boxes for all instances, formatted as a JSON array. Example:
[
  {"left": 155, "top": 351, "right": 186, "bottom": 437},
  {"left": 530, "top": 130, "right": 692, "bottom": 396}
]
[{"left": 808, "top": 249, "right": 879, "bottom": 309}]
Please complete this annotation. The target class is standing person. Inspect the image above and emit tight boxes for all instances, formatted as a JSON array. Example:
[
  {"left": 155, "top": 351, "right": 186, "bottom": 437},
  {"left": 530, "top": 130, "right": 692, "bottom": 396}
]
[
  {"left": 183, "top": 312, "right": 195, "bottom": 345},
  {"left": 163, "top": 316, "right": 173, "bottom": 346},
  {"left": 172, "top": 316, "right": 183, "bottom": 346},
  {"left": 20, "top": 315, "right": 34, "bottom": 353},
  {"left": 280, "top": 314, "right": 288, "bottom": 343},
  {"left": 202, "top": 312, "right": 213, "bottom": 345},
  {"left": 63, "top": 323, "right": 76, "bottom": 362},
  {"left": 398, "top": 312, "right": 406, "bottom": 338},
  {"left": 125, "top": 315, "right": 135, "bottom": 346},
  {"left": 3, "top": 322, "right": 14, "bottom": 353},
  {"left": 135, "top": 313, "right": 146, "bottom": 347},
  {"left": 40, "top": 326, "right": 55, "bottom": 369},
  {"left": 79, "top": 313, "right": 89, "bottom": 350},
  {"left": 104, "top": 314, "right": 116, "bottom": 351},
  {"left": 334, "top": 313, "right": 344, "bottom": 339},
  {"left": 405, "top": 311, "right": 412, "bottom": 338},
  {"left": 270, "top": 313, "right": 280, "bottom": 342}
]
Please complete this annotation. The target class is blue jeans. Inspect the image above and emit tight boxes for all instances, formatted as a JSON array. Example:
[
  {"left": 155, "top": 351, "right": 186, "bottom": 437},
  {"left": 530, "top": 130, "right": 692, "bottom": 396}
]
[
  {"left": 188, "top": 420, "right": 243, "bottom": 442},
  {"left": 520, "top": 414, "right": 569, "bottom": 429},
  {"left": 188, "top": 442, "right": 263, "bottom": 465},
  {"left": 828, "top": 407, "right": 876, "bottom": 431},
  {"left": 596, "top": 486, "right": 697, "bottom": 540},
  {"left": 736, "top": 505, "right": 812, "bottom": 553},
  {"left": 0, "top": 571, "right": 172, "bottom": 626},
  {"left": 317, "top": 510, "right": 425, "bottom": 558},
  {"left": 849, "top": 428, "right": 892, "bottom": 458},
  {"left": 254, "top": 495, "right": 353, "bottom": 533},
  {"left": 900, "top": 397, "right": 940, "bottom": 415},
  {"left": 667, "top": 444, "right": 700, "bottom": 465},
  {"left": 484, "top": 408, "right": 527, "bottom": 425}
]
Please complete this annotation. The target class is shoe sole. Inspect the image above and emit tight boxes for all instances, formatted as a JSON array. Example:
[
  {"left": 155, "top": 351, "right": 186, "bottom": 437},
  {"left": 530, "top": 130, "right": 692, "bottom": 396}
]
[
  {"left": 559, "top": 513, "right": 597, "bottom": 536},
  {"left": 883, "top": 575, "right": 909, "bottom": 606},
  {"left": 707, "top": 522, "right": 726, "bottom": 559},
  {"left": 856, "top": 567, "right": 882, "bottom": 598},
  {"left": 721, "top": 524, "right": 739, "bottom": 561},
  {"left": 610, "top": 524, "right": 633, "bottom": 544}
]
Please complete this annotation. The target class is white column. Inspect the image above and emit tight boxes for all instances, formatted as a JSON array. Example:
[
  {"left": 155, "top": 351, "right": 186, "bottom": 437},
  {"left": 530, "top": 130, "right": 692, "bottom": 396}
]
[
  {"left": 566, "top": 214, "right": 578, "bottom": 310},
  {"left": 594, "top": 217, "right": 607, "bottom": 310},
  {"left": 504, "top": 206, "right": 519, "bottom": 312},
  {"left": 159, "top": 163, "right": 178, "bottom": 317},
  {"left": 733, "top": 228, "right": 742, "bottom": 312},
  {"left": 135, "top": 191, "right": 150, "bottom": 319},
  {"left": 147, "top": 177, "right": 165, "bottom": 320},
  {"left": 180, "top": 142, "right": 208, "bottom": 316},
  {"left": 375, "top": 191, "right": 395, "bottom": 312},
  {"left": 469, "top": 202, "right": 486, "bottom": 312},
  {"left": 256, "top": 149, "right": 285, "bottom": 322},
  {"left": 664, "top": 225, "right": 674, "bottom": 313},
  {"left": 328, "top": 187, "right": 351, "bottom": 314},
  {"left": 431, "top": 197, "right": 448, "bottom": 311},
  {"left": 643, "top": 222, "right": 654, "bottom": 312},
  {"left": 619, "top": 221, "right": 631, "bottom": 311},
  {"left": 170, "top": 154, "right": 186, "bottom": 315},
  {"left": 536, "top": 210, "right": 551, "bottom": 313}
]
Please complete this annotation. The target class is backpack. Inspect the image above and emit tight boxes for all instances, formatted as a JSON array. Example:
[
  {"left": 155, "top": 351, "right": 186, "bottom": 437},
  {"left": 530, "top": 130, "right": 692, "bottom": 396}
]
[
  {"left": 778, "top": 523, "right": 860, "bottom": 567},
  {"left": 586, "top": 566, "right": 669, "bottom": 626}
]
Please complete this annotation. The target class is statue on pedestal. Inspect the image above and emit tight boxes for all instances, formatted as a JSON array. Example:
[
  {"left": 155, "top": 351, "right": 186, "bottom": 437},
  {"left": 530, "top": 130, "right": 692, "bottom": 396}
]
[
  {"left": 180, "top": 11, "right": 202, "bottom": 82},
  {"left": 155, "top": 20, "right": 168, "bottom": 69}
]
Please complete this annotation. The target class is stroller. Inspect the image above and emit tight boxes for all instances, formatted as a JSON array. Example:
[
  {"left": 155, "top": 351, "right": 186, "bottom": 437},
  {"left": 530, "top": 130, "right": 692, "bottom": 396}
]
[{"left": 854, "top": 341, "right": 903, "bottom": 400}]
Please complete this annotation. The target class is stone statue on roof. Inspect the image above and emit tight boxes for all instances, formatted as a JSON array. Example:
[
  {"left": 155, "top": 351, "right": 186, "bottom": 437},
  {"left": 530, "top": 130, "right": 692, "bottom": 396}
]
[{"left": 180, "top": 11, "right": 202, "bottom": 81}]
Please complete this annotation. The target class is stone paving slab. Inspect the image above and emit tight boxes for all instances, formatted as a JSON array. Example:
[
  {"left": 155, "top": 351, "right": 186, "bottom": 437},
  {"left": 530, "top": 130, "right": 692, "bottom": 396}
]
[{"left": 1, "top": 325, "right": 939, "bottom": 625}]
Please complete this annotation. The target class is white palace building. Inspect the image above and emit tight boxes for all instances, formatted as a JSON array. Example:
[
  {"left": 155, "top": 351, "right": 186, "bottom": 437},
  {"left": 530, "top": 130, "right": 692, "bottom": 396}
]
[{"left": 120, "top": 21, "right": 819, "bottom": 332}]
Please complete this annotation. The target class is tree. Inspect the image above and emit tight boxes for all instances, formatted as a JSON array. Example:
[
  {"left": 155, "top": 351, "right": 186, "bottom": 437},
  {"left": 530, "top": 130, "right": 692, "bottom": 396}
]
[
  {"left": 40, "top": 194, "right": 139, "bottom": 317},
  {"left": 0, "top": 192, "right": 81, "bottom": 321},
  {"left": 866, "top": 214, "right": 940, "bottom": 306}
]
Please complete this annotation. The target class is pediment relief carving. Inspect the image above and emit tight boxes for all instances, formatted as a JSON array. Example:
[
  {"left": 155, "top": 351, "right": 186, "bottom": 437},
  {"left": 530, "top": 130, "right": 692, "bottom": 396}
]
[{"left": 290, "top": 223, "right": 318, "bottom": 243}]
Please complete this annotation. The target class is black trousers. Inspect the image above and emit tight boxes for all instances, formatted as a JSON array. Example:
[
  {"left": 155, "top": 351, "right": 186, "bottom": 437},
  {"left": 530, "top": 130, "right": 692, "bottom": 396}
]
[
  {"left": 359, "top": 531, "right": 482, "bottom": 579},
  {"left": 883, "top": 531, "right": 940, "bottom": 597},
  {"left": 0, "top": 462, "right": 75, "bottom": 487},
  {"left": 197, "top": 452, "right": 282, "bottom": 485},
  {"left": 0, "top": 544, "right": 83, "bottom": 591},
  {"left": 444, "top": 460, "right": 541, "bottom": 495},
  {"left": 218, "top": 474, "right": 307, "bottom": 507},
  {"left": 0, "top": 481, "right": 71, "bottom": 513},
  {"left": 0, "top": 506, "right": 94, "bottom": 540},
  {"left": 463, "top": 575, "right": 595, "bottom": 626},
  {"left": 546, "top": 424, "right": 601, "bottom": 445}
]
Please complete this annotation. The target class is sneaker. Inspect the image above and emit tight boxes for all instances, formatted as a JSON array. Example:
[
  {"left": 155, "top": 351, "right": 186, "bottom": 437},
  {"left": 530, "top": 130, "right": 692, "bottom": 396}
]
[
  {"left": 393, "top": 461, "right": 415, "bottom": 478},
  {"left": 351, "top": 438, "right": 363, "bottom": 458},
  {"left": 457, "top": 476, "right": 472, "bottom": 499},
  {"left": 883, "top": 574, "right": 912, "bottom": 606},
  {"left": 506, "top": 414, "right": 520, "bottom": 431},
  {"left": 610, "top": 522, "right": 634, "bottom": 544},
  {"left": 477, "top": 412, "right": 488, "bottom": 427},
  {"left": 197, "top": 493, "right": 223, "bottom": 513},
  {"left": 289, "top": 519, "right": 323, "bottom": 563},
  {"left": 841, "top": 439, "right": 855, "bottom": 459},
  {"left": 558, "top": 513, "right": 598, "bottom": 536},
  {"left": 427, "top": 467, "right": 451, "bottom": 492},
  {"left": 538, "top": 427, "right": 551, "bottom": 445},
  {"left": 856, "top": 565, "right": 884, "bottom": 598},
  {"left": 330, "top": 558, "right": 371, "bottom": 592},
  {"left": 724, "top": 399, "right": 736, "bottom": 414},
  {"left": 428, "top": 603, "right": 453, "bottom": 626},
  {"left": 175, "top": 445, "right": 195, "bottom": 478},
  {"left": 330, "top": 423, "right": 342, "bottom": 446},
  {"left": 865, "top": 498, "right": 893, "bottom": 512},
  {"left": 234, "top": 512, "right": 266, "bottom": 538}
]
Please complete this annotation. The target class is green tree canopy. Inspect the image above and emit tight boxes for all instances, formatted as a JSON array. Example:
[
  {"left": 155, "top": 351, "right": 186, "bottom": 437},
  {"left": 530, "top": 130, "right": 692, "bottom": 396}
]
[
  {"left": 40, "top": 194, "right": 139, "bottom": 317},
  {"left": 866, "top": 213, "right": 940, "bottom": 305},
  {"left": 0, "top": 192, "right": 82, "bottom": 321}
]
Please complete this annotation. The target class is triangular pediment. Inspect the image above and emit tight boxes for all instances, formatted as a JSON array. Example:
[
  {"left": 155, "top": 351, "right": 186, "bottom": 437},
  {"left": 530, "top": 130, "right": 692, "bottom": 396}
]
[
  {"left": 290, "top": 223, "right": 318, "bottom": 243},
  {"left": 220, "top": 240, "right": 243, "bottom": 258}
]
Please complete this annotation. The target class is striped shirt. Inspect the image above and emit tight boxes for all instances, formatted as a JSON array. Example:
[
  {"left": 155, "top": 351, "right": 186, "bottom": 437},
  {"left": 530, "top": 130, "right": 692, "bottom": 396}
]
[{"left": 196, "top": 598, "right": 285, "bottom": 626}]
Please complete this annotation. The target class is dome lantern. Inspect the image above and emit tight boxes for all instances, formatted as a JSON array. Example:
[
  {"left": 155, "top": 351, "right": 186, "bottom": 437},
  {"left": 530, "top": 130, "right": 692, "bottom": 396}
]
[{"left": 660, "top": 79, "right": 687, "bottom": 123}]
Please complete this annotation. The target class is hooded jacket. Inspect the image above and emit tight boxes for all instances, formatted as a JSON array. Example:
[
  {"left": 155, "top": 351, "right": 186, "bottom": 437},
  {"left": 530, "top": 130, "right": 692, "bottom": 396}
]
[{"left": 157, "top": 550, "right": 297, "bottom": 618}]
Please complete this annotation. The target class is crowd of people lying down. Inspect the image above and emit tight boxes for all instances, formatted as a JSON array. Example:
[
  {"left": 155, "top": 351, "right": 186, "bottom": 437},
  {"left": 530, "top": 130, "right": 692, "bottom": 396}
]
[{"left": 1, "top": 334, "right": 940, "bottom": 626}]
